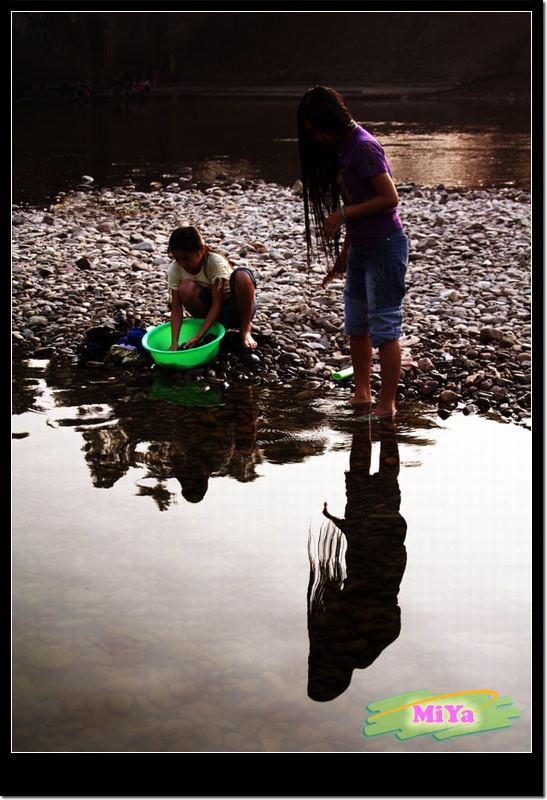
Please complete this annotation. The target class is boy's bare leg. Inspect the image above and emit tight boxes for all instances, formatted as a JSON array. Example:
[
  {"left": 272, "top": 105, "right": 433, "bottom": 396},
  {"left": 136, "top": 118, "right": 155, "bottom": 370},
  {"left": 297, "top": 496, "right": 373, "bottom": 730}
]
[
  {"left": 179, "top": 280, "right": 207, "bottom": 317},
  {"left": 234, "top": 271, "right": 257, "bottom": 349},
  {"left": 349, "top": 333, "right": 372, "bottom": 405}
]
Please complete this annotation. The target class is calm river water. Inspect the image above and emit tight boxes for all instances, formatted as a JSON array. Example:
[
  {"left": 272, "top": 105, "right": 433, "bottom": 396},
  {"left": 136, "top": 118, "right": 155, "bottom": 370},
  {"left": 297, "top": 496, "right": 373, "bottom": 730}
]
[
  {"left": 12, "top": 94, "right": 532, "bottom": 754},
  {"left": 12, "top": 93, "right": 531, "bottom": 206}
]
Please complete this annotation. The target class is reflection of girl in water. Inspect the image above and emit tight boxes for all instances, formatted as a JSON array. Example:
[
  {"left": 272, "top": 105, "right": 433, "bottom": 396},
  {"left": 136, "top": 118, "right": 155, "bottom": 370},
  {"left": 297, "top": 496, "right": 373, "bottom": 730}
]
[{"left": 307, "top": 418, "right": 407, "bottom": 701}]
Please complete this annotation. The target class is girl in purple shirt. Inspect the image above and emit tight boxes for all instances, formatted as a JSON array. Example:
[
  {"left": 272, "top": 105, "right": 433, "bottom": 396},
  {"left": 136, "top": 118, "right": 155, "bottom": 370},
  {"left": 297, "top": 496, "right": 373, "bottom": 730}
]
[{"left": 297, "top": 86, "right": 408, "bottom": 418}]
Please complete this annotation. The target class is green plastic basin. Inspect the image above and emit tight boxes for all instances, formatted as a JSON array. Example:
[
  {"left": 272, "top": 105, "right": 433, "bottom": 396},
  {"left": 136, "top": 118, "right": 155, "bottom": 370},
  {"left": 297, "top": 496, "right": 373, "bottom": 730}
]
[{"left": 142, "top": 319, "right": 225, "bottom": 371}]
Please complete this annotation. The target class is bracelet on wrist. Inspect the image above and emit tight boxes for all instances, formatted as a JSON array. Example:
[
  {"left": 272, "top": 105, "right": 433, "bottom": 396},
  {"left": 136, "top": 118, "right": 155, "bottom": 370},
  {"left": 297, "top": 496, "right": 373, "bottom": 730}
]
[{"left": 340, "top": 205, "right": 348, "bottom": 223}]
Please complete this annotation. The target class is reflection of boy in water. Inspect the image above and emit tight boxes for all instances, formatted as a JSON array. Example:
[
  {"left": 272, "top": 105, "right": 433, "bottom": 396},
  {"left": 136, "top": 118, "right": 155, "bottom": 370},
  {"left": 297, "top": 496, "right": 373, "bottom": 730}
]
[
  {"left": 175, "top": 446, "right": 230, "bottom": 503},
  {"left": 171, "top": 388, "right": 258, "bottom": 503},
  {"left": 307, "top": 418, "right": 407, "bottom": 702}
]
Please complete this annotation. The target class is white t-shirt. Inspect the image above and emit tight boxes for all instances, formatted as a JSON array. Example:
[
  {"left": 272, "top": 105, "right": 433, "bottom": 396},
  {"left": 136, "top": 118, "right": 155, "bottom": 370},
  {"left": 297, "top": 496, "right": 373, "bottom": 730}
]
[{"left": 167, "top": 250, "right": 232, "bottom": 296}]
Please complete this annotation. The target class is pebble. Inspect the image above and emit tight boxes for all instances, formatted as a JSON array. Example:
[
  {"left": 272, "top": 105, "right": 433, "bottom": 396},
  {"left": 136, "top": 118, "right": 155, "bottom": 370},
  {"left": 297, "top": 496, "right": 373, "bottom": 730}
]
[{"left": 12, "top": 179, "right": 531, "bottom": 425}]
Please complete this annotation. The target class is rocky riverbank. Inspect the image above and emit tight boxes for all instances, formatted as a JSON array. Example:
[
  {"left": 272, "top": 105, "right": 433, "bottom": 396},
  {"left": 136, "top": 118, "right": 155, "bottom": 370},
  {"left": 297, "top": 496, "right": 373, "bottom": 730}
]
[{"left": 12, "top": 178, "right": 531, "bottom": 426}]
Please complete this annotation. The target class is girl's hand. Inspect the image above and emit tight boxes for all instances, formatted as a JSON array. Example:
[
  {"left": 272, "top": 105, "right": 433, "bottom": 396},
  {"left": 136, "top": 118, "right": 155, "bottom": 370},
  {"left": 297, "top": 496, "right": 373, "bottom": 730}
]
[
  {"left": 321, "top": 269, "right": 336, "bottom": 289},
  {"left": 321, "top": 249, "right": 348, "bottom": 289},
  {"left": 323, "top": 210, "right": 345, "bottom": 240}
]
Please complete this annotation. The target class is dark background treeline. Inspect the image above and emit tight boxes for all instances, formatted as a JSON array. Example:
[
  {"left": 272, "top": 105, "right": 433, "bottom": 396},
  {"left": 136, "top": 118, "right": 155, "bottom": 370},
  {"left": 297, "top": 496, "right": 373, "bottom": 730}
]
[{"left": 12, "top": 10, "right": 531, "bottom": 99}]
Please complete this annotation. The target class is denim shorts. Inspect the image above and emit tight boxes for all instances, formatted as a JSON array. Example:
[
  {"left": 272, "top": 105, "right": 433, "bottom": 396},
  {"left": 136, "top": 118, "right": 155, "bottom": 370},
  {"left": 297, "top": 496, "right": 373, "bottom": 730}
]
[
  {"left": 343, "top": 230, "right": 408, "bottom": 347},
  {"left": 200, "top": 266, "right": 257, "bottom": 329}
]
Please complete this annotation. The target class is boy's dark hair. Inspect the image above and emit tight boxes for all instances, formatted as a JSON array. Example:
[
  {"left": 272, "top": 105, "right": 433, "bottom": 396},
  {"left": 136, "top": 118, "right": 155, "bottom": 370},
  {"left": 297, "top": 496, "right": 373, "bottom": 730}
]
[
  {"left": 168, "top": 225, "right": 233, "bottom": 269},
  {"left": 168, "top": 226, "right": 205, "bottom": 253}
]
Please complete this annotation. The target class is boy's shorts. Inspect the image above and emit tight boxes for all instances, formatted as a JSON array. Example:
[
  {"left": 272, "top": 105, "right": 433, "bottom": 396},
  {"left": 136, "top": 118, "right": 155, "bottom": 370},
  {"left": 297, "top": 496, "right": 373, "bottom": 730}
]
[{"left": 199, "top": 266, "right": 257, "bottom": 329}]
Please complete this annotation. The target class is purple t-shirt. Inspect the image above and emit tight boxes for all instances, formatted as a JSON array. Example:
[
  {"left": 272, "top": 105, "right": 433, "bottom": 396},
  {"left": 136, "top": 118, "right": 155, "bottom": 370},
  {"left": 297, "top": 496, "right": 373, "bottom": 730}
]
[{"left": 337, "top": 125, "right": 402, "bottom": 245}]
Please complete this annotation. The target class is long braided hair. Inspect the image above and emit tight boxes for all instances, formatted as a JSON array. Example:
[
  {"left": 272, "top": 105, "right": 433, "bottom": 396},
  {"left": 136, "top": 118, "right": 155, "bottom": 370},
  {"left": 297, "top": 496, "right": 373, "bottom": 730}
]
[{"left": 297, "top": 86, "right": 355, "bottom": 269}]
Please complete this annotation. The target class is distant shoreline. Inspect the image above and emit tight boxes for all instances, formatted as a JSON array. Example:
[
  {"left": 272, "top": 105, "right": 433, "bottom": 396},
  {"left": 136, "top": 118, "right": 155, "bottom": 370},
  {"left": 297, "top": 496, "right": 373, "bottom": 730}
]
[{"left": 13, "top": 76, "right": 530, "bottom": 106}]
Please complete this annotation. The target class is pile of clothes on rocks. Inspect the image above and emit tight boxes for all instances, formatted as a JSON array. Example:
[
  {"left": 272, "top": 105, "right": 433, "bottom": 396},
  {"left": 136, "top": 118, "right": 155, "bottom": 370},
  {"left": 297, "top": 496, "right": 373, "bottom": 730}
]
[{"left": 76, "top": 315, "right": 149, "bottom": 365}]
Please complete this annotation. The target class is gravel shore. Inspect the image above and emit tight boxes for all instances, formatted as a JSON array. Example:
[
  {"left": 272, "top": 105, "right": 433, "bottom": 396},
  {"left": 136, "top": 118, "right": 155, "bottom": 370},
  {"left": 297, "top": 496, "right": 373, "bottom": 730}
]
[{"left": 12, "top": 178, "right": 531, "bottom": 426}]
